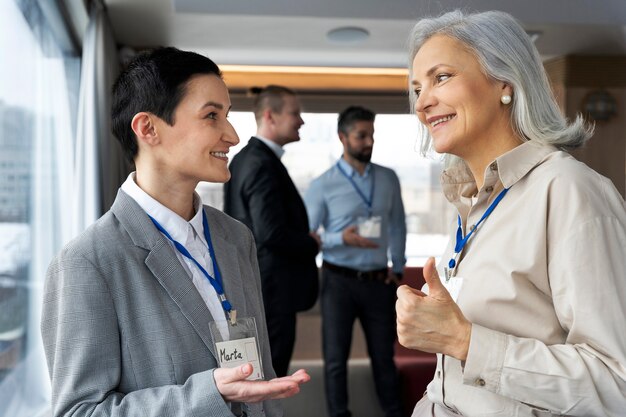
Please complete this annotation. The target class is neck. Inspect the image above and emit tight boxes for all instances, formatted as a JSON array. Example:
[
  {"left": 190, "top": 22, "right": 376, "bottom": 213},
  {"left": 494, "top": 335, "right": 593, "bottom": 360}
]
[
  {"left": 462, "top": 117, "right": 522, "bottom": 189},
  {"left": 256, "top": 128, "right": 284, "bottom": 147},
  {"left": 465, "top": 135, "right": 521, "bottom": 190},
  {"left": 134, "top": 164, "right": 197, "bottom": 221},
  {"left": 343, "top": 154, "right": 368, "bottom": 175}
]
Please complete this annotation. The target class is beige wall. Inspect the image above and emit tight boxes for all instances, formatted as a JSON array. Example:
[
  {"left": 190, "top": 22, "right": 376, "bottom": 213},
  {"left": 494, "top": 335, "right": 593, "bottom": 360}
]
[
  {"left": 569, "top": 87, "right": 626, "bottom": 197},
  {"left": 546, "top": 56, "right": 626, "bottom": 198}
]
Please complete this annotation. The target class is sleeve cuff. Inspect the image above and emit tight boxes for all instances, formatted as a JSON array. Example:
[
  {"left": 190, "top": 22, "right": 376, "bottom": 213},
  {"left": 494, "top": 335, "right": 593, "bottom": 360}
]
[
  {"left": 461, "top": 323, "right": 508, "bottom": 395},
  {"left": 186, "top": 368, "right": 233, "bottom": 416},
  {"left": 322, "top": 232, "right": 343, "bottom": 249}
]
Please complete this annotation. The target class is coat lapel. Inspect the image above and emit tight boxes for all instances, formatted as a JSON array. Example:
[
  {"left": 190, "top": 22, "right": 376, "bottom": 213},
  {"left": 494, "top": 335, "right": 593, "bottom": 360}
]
[
  {"left": 112, "top": 190, "right": 220, "bottom": 359},
  {"left": 144, "top": 243, "right": 219, "bottom": 358}
]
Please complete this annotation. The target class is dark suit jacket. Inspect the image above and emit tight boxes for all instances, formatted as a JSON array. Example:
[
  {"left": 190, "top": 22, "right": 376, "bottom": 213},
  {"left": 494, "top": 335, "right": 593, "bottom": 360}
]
[{"left": 224, "top": 137, "right": 318, "bottom": 314}]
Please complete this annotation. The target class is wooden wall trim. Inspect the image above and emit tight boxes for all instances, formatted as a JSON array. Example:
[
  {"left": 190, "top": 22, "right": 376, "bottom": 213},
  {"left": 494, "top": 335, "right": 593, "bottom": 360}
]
[{"left": 221, "top": 65, "right": 409, "bottom": 94}]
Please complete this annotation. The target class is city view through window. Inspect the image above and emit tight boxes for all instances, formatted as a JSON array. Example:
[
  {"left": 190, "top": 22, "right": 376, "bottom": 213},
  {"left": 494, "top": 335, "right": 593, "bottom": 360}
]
[{"left": 196, "top": 111, "right": 455, "bottom": 266}]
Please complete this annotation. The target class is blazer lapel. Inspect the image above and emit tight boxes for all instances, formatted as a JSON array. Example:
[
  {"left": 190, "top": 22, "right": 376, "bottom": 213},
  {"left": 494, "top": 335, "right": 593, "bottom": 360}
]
[
  {"left": 144, "top": 244, "right": 219, "bottom": 358},
  {"left": 112, "top": 190, "right": 219, "bottom": 359}
]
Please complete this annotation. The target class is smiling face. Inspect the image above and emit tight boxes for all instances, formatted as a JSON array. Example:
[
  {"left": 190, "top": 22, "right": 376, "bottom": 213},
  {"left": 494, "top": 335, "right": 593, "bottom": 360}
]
[
  {"left": 411, "top": 35, "right": 511, "bottom": 162},
  {"left": 272, "top": 94, "right": 305, "bottom": 145},
  {"left": 154, "top": 73, "right": 239, "bottom": 184}
]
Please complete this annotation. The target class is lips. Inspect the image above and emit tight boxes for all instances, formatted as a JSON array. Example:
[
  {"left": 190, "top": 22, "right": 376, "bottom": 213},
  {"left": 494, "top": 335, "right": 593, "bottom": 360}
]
[
  {"left": 210, "top": 151, "right": 229, "bottom": 160},
  {"left": 428, "top": 114, "right": 456, "bottom": 127}
]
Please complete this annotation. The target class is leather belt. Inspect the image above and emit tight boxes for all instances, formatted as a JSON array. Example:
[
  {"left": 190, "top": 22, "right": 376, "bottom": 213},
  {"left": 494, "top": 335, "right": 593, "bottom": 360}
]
[{"left": 322, "top": 261, "right": 387, "bottom": 281}]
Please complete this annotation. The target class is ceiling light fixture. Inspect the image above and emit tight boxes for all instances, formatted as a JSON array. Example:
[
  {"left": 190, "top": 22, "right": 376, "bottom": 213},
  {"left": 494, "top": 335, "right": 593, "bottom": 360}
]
[{"left": 326, "top": 26, "right": 370, "bottom": 44}]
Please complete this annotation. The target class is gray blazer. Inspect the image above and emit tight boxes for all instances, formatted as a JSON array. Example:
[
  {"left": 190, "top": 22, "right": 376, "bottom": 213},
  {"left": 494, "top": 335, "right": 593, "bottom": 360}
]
[{"left": 41, "top": 190, "right": 281, "bottom": 417}]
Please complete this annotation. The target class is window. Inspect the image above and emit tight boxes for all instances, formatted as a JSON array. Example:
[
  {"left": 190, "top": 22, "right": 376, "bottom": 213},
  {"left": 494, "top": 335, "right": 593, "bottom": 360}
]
[
  {"left": 197, "top": 111, "right": 455, "bottom": 266},
  {"left": 0, "top": 1, "right": 80, "bottom": 415}
]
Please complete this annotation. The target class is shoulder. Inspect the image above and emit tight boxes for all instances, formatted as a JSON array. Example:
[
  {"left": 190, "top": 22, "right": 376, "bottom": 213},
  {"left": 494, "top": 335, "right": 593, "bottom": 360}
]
[
  {"left": 372, "top": 163, "right": 396, "bottom": 174},
  {"left": 230, "top": 140, "right": 261, "bottom": 163},
  {"left": 536, "top": 151, "right": 611, "bottom": 195},
  {"left": 372, "top": 163, "right": 400, "bottom": 182},
  {"left": 230, "top": 141, "right": 275, "bottom": 174},
  {"left": 309, "top": 166, "right": 337, "bottom": 189},
  {"left": 204, "top": 205, "right": 253, "bottom": 244},
  {"left": 530, "top": 151, "right": 625, "bottom": 221},
  {"left": 48, "top": 211, "right": 129, "bottom": 275}
]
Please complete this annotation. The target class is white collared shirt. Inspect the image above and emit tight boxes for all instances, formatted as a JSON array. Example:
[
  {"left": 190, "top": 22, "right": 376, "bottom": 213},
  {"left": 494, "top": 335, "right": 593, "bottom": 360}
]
[
  {"left": 121, "top": 173, "right": 228, "bottom": 338},
  {"left": 256, "top": 135, "right": 285, "bottom": 159}
]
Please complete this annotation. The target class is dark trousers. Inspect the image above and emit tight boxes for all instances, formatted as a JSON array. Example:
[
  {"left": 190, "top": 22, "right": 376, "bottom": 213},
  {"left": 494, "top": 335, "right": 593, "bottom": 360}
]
[
  {"left": 265, "top": 311, "right": 296, "bottom": 377},
  {"left": 321, "top": 267, "right": 403, "bottom": 417}
]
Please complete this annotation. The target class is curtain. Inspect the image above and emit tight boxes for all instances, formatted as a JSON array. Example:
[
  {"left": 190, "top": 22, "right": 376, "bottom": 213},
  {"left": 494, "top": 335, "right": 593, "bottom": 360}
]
[
  {"left": 72, "top": 0, "right": 127, "bottom": 237},
  {"left": 0, "top": 1, "right": 79, "bottom": 416},
  {"left": 0, "top": 1, "right": 126, "bottom": 415}
]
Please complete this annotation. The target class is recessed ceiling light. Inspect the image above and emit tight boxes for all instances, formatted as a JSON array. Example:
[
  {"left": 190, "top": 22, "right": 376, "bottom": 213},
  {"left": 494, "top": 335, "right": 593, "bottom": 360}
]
[{"left": 327, "top": 26, "right": 370, "bottom": 44}]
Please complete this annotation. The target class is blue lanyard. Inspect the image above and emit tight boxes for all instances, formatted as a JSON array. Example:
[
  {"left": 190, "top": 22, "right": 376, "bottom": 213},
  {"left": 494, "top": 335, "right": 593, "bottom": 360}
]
[
  {"left": 448, "top": 187, "right": 509, "bottom": 275},
  {"left": 337, "top": 161, "right": 375, "bottom": 215},
  {"left": 148, "top": 210, "right": 233, "bottom": 315}
]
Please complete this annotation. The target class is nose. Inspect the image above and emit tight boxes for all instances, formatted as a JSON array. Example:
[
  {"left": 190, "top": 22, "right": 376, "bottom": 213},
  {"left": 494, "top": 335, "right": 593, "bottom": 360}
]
[
  {"left": 224, "top": 120, "right": 240, "bottom": 146},
  {"left": 414, "top": 87, "right": 435, "bottom": 114},
  {"left": 298, "top": 114, "right": 304, "bottom": 126}
]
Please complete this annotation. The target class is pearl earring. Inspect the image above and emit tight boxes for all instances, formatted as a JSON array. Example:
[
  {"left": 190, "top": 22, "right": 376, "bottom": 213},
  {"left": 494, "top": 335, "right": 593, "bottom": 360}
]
[{"left": 501, "top": 95, "right": 512, "bottom": 105}]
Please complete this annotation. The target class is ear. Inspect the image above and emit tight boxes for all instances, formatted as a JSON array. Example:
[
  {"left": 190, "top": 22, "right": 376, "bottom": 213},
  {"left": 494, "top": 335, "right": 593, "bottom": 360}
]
[
  {"left": 262, "top": 108, "right": 274, "bottom": 125},
  {"left": 131, "top": 112, "right": 159, "bottom": 147},
  {"left": 501, "top": 83, "right": 513, "bottom": 97},
  {"left": 338, "top": 131, "right": 348, "bottom": 144}
]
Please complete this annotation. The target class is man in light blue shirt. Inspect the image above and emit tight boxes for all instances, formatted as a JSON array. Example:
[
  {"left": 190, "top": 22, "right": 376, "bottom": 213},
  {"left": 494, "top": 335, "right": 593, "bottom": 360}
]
[{"left": 305, "top": 106, "right": 406, "bottom": 417}]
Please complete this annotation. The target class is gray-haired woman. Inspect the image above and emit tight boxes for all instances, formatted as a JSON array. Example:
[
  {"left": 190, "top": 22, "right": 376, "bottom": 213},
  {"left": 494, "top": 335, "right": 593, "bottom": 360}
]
[{"left": 396, "top": 10, "right": 626, "bottom": 417}]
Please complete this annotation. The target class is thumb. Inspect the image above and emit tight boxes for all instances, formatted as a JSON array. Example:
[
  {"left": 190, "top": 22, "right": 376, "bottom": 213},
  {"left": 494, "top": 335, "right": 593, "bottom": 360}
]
[
  {"left": 220, "top": 363, "right": 253, "bottom": 383},
  {"left": 423, "top": 257, "right": 449, "bottom": 298}
]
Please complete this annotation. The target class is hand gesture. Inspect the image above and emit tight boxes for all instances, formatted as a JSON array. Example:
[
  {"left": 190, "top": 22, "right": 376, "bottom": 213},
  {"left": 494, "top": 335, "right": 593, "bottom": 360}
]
[
  {"left": 214, "top": 364, "right": 310, "bottom": 403},
  {"left": 342, "top": 225, "right": 378, "bottom": 248},
  {"left": 395, "top": 257, "right": 472, "bottom": 360},
  {"left": 309, "top": 231, "right": 322, "bottom": 251},
  {"left": 384, "top": 271, "right": 402, "bottom": 286}
]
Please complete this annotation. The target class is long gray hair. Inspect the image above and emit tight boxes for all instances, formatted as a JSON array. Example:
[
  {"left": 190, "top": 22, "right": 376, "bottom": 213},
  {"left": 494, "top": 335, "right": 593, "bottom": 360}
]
[{"left": 408, "top": 10, "right": 592, "bottom": 159}]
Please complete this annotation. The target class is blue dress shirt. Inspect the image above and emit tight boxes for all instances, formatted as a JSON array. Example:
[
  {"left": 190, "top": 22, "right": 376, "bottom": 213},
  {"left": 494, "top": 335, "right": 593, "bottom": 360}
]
[{"left": 305, "top": 158, "right": 406, "bottom": 273}]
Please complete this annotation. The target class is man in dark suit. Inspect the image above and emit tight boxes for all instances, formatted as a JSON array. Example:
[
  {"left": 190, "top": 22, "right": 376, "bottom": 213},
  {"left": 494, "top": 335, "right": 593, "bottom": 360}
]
[{"left": 224, "top": 85, "right": 320, "bottom": 377}]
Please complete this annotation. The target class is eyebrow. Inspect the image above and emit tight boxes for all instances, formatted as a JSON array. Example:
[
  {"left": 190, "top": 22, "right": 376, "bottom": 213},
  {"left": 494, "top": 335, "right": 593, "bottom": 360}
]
[
  {"left": 200, "top": 101, "right": 232, "bottom": 111},
  {"left": 411, "top": 63, "right": 450, "bottom": 85}
]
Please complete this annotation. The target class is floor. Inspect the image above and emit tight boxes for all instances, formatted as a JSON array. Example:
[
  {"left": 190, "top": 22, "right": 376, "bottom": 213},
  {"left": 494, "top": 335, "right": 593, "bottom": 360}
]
[{"left": 283, "top": 308, "right": 384, "bottom": 417}]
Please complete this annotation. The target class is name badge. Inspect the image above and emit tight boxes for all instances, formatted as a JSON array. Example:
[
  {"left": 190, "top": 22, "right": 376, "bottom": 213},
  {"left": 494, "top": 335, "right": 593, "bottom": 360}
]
[
  {"left": 420, "top": 276, "right": 464, "bottom": 303},
  {"left": 357, "top": 215, "right": 382, "bottom": 238},
  {"left": 209, "top": 317, "right": 264, "bottom": 380}
]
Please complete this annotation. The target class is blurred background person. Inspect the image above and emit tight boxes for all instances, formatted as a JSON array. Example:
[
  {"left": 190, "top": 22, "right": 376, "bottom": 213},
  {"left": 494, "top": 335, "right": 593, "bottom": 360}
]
[
  {"left": 224, "top": 85, "right": 320, "bottom": 377},
  {"left": 306, "top": 106, "right": 406, "bottom": 417},
  {"left": 396, "top": 10, "right": 626, "bottom": 417}
]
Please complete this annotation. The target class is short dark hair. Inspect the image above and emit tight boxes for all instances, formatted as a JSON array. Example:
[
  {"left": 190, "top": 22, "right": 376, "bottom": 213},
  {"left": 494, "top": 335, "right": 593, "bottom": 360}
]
[
  {"left": 337, "top": 106, "right": 376, "bottom": 135},
  {"left": 111, "top": 47, "right": 222, "bottom": 162},
  {"left": 251, "top": 85, "right": 296, "bottom": 123}
]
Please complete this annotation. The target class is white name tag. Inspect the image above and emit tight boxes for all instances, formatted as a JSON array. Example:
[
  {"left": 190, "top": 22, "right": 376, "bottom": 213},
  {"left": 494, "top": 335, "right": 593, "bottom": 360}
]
[
  {"left": 357, "top": 216, "right": 382, "bottom": 238},
  {"left": 421, "top": 276, "right": 464, "bottom": 303},
  {"left": 444, "top": 277, "right": 464, "bottom": 303},
  {"left": 215, "top": 337, "right": 262, "bottom": 380}
]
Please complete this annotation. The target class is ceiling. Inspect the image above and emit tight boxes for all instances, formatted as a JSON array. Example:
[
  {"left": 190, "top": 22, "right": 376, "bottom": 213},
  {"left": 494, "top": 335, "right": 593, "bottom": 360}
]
[{"left": 100, "top": 0, "right": 626, "bottom": 69}]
